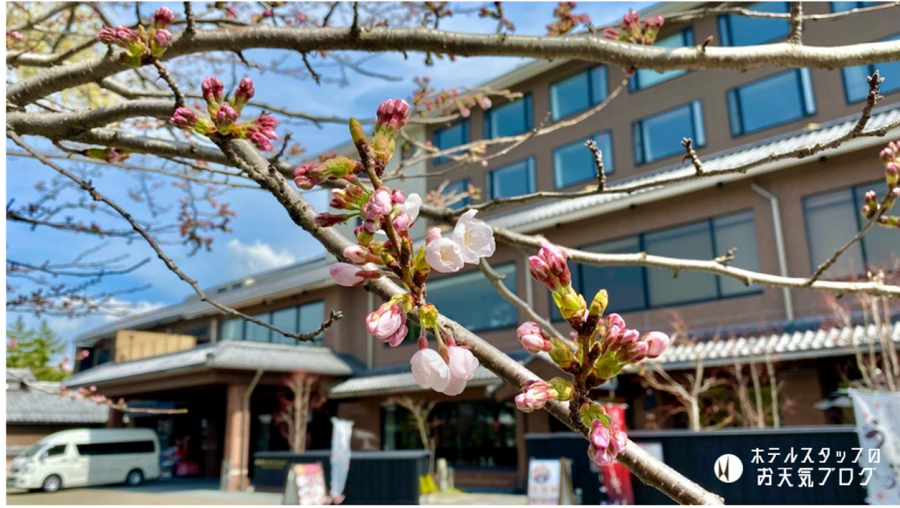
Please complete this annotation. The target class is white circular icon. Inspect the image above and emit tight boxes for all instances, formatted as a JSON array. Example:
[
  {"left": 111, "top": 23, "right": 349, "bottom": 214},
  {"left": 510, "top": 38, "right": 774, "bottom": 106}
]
[{"left": 714, "top": 454, "right": 744, "bottom": 483}]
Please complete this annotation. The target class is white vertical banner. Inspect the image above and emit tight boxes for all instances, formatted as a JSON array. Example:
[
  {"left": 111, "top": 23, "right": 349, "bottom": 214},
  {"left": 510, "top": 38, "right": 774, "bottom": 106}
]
[
  {"left": 329, "top": 418, "right": 354, "bottom": 504},
  {"left": 849, "top": 389, "right": 900, "bottom": 505}
]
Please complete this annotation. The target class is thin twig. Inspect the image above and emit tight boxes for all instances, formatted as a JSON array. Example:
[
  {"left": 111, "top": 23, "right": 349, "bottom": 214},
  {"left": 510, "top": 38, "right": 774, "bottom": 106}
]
[
  {"left": 151, "top": 59, "right": 184, "bottom": 108},
  {"left": 183, "top": 1, "right": 196, "bottom": 37},
  {"left": 788, "top": 2, "right": 803, "bottom": 45},
  {"left": 681, "top": 138, "right": 703, "bottom": 175},
  {"left": 301, "top": 52, "right": 321, "bottom": 85},
  {"left": 8, "top": 132, "right": 341, "bottom": 343},
  {"left": 585, "top": 139, "right": 606, "bottom": 191}
]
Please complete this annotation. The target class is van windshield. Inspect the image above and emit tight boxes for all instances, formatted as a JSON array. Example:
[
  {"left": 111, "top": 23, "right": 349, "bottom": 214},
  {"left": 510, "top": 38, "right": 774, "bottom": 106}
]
[{"left": 19, "top": 443, "right": 46, "bottom": 458}]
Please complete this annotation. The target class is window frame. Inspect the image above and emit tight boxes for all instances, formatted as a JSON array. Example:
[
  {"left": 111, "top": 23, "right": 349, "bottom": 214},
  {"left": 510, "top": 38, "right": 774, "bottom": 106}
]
[
  {"left": 629, "top": 29, "right": 695, "bottom": 92},
  {"left": 726, "top": 69, "right": 817, "bottom": 137},
  {"left": 222, "top": 300, "right": 326, "bottom": 345},
  {"left": 549, "top": 211, "right": 763, "bottom": 320},
  {"left": 549, "top": 66, "right": 609, "bottom": 121},
  {"left": 552, "top": 131, "right": 615, "bottom": 189},
  {"left": 486, "top": 157, "right": 536, "bottom": 200},
  {"left": 633, "top": 100, "right": 706, "bottom": 165},
  {"left": 830, "top": 1, "right": 879, "bottom": 12},
  {"left": 802, "top": 181, "right": 895, "bottom": 277},
  {"left": 841, "top": 32, "right": 900, "bottom": 104},
  {"left": 483, "top": 94, "right": 533, "bottom": 140},
  {"left": 432, "top": 120, "right": 470, "bottom": 166},
  {"left": 718, "top": 2, "right": 790, "bottom": 47}
]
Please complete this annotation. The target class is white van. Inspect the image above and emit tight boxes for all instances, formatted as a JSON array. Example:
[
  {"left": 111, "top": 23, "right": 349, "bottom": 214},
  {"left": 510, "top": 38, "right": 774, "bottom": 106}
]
[{"left": 7, "top": 428, "right": 160, "bottom": 492}]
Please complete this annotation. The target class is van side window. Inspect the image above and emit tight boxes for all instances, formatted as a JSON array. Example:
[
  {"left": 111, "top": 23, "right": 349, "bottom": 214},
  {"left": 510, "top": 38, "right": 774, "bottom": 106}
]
[
  {"left": 45, "top": 444, "right": 67, "bottom": 457},
  {"left": 75, "top": 441, "right": 155, "bottom": 456}
]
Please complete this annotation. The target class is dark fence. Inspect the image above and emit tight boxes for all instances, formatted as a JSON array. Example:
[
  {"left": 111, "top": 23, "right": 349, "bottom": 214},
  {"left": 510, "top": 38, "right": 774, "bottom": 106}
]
[
  {"left": 253, "top": 449, "right": 429, "bottom": 504},
  {"left": 527, "top": 426, "right": 868, "bottom": 505}
]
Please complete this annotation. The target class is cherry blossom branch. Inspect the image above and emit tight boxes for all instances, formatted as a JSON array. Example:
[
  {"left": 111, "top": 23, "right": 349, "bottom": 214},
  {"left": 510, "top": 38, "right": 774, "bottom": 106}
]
[
  {"left": 8, "top": 131, "right": 341, "bottom": 343},
  {"left": 10, "top": 26, "right": 900, "bottom": 107},
  {"left": 217, "top": 137, "right": 723, "bottom": 505},
  {"left": 787, "top": 2, "right": 803, "bottom": 45},
  {"left": 664, "top": 1, "right": 900, "bottom": 24}
]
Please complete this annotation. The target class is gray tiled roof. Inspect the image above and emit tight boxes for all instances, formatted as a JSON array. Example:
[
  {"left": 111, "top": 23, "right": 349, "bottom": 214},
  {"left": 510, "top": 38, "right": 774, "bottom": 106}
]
[
  {"left": 492, "top": 104, "right": 900, "bottom": 232},
  {"left": 6, "top": 373, "right": 109, "bottom": 424},
  {"left": 644, "top": 322, "right": 900, "bottom": 370},
  {"left": 74, "top": 258, "right": 333, "bottom": 345},
  {"left": 65, "top": 340, "right": 357, "bottom": 387}
]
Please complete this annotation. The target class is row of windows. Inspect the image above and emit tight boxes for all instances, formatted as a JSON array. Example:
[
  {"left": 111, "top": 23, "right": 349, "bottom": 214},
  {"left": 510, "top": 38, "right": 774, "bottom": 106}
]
[
  {"left": 221, "top": 301, "right": 326, "bottom": 345},
  {"left": 423, "top": 183, "right": 897, "bottom": 330},
  {"left": 553, "top": 211, "right": 762, "bottom": 318}
]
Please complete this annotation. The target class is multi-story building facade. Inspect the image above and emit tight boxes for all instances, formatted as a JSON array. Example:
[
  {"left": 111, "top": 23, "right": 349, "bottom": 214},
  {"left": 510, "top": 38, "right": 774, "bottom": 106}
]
[{"left": 66, "top": 2, "right": 900, "bottom": 492}]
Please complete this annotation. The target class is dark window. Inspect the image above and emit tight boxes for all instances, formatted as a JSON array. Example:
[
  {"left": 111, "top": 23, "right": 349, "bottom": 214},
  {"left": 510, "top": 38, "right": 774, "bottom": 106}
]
[
  {"left": 443, "top": 179, "right": 472, "bottom": 210},
  {"left": 487, "top": 158, "right": 535, "bottom": 199},
  {"left": 831, "top": 1, "right": 880, "bottom": 12},
  {"left": 427, "top": 264, "right": 518, "bottom": 332},
  {"left": 222, "top": 301, "right": 326, "bottom": 345},
  {"left": 44, "top": 444, "right": 67, "bottom": 457},
  {"left": 630, "top": 29, "right": 694, "bottom": 91},
  {"left": 484, "top": 94, "right": 532, "bottom": 139},
  {"left": 550, "top": 66, "right": 608, "bottom": 121},
  {"left": 804, "top": 183, "right": 898, "bottom": 278},
  {"left": 719, "top": 2, "right": 790, "bottom": 47},
  {"left": 432, "top": 121, "right": 469, "bottom": 165},
  {"left": 633, "top": 101, "right": 705, "bottom": 165},
  {"left": 75, "top": 441, "right": 156, "bottom": 456},
  {"left": 553, "top": 131, "right": 614, "bottom": 189},
  {"left": 727, "top": 69, "right": 816, "bottom": 136},
  {"left": 842, "top": 33, "right": 900, "bottom": 103},
  {"left": 551, "top": 212, "right": 761, "bottom": 319},
  {"left": 383, "top": 400, "right": 516, "bottom": 468}
]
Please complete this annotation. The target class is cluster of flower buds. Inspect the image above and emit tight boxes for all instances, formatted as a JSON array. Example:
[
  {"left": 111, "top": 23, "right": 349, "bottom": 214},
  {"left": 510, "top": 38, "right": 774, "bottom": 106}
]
[
  {"left": 866, "top": 140, "right": 900, "bottom": 228},
  {"left": 602, "top": 9, "right": 664, "bottom": 45},
  {"left": 83, "top": 147, "right": 131, "bottom": 164},
  {"left": 410, "top": 76, "right": 495, "bottom": 118},
  {"left": 170, "top": 76, "right": 279, "bottom": 151},
  {"left": 515, "top": 378, "right": 573, "bottom": 412},
  {"left": 546, "top": 2, "right": 592, "bottom": 36},
  {"left": 515, "top": 241, "right": 671, "bottom": 467},
  {"left": 96, "top": 6, "right": 174, "bottom": 67},
  {"left": 307, "top": 99, "right": 492, "bottom": 397},
  {"left": 528, "top": 244, "right": 587, "bottom": 321}
]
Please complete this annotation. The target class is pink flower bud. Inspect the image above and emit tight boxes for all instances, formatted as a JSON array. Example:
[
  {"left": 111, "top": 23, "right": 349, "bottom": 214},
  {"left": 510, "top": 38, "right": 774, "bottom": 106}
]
[
  {"left": 153, "top": 6, "right": 175, "bottom": 27},
  {"left": 392, "top": 188, "right": 406, "bottom": 204},
  {"left": 97, "top": 27, "right": 118, "bottom": 44},
  {"left": 376, "top": 98, "right": 410, "bottom": 133},
  {"left": 314, "top": 213, "right": 349, "bottom": 227},
  {"left": 153, "top": 29, "right": 172, "bottom": 48},
  {"left": 114, "top": 26, "right": 138, "bottom": 43},
  {"left": 643, "top": 331, "right": 670, "bottom": 358},
  {"left": 392, "top": 212, "right": 412, "bottom": 232},
  {"left": 171, "top": 107, "right": 198, "bottom": 129},
  {"left": 528, "top": 255, "right": 555, "bottom": 290},
  {"left": 363, "top": 188, "right": 393, "bottom": 220},
  {"left": 589, "top": 419, "right": 610, "bottom": 450},
  {"left": 248, "top": 131, "right": 273, "bottom": 151},
  {"left": 329, "top": 262, "right": 380, "bottom": 287},
  {"left": 344, "top": 245, "right": 371, "bottom": 264},
  {"left": 202, "top": 76, "right": 224, "bottom": 103},
  {"left": 538, "top": 243, "right": 570, "bottom": 286},
  {"left": 443, "top": 345, "right": 479, "bottom": 396},
  {"left": 294, "top": 163, "right": 322, "bottom": 190},
  {"left": 606, "top": 313, "right": 625, "bottom": 331},
  {"left": 515, "top": 380, "right": 557, "bottom": 413},
  {"left": 426, "top": 227, "right": 442, "bottom": 244},
  {"left": 216, "top": 103, "right": 238, "bottom": 128},
  {"left": 517, "top": 322, "right": 553, "bottom": 354},
  {"left": 235, "top": 77, "right": 255, "bottom": 104},
  {"left": 367, "top": 302, "right": 407, "bottom": 342}
]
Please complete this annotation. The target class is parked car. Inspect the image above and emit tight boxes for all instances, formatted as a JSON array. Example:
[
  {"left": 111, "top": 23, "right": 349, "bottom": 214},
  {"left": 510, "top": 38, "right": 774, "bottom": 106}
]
[{"left": 7, "top": 428, "right": 160, "bottom": 492}]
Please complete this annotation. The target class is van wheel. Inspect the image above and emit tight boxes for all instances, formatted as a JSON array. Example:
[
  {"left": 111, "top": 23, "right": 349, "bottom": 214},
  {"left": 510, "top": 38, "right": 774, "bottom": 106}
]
[
  {"left": 125, "top": 469, "right": 144, "bottom": 486},
  {"left": 41, "top": 475, "right": 62, "bottom": 493}
]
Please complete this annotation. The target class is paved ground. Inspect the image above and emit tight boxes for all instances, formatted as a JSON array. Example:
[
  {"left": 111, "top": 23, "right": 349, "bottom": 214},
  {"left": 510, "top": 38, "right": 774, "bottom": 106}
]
[
  {"left": 6, "top": 478, "right": 282, "bottom": 505},
  {"left": 423, "top": 492, "right": 527, "bottom": 505},
  {"left": 7, "top": 478, "right": 526, "bottom": 505}
]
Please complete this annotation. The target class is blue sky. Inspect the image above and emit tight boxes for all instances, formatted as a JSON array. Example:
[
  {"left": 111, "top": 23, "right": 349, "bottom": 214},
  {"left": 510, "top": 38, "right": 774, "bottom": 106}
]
[{"left": 6, "top": 1, "right": 648, "bottom": 353}]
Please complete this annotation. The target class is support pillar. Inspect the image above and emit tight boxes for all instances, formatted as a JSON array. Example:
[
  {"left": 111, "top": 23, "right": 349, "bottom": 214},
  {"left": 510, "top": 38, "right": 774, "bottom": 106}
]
[
  {"left": 222, "top": 383, "right": 248, "bottom": 491},
  {"left": 106, "top": 408, "right": 125, "bottom": 428}
]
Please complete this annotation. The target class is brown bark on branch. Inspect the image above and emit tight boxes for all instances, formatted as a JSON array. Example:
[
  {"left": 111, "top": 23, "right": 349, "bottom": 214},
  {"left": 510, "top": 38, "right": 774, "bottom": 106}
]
[{"left": 9, "top": 26, "right": 900, "bottom": 107}]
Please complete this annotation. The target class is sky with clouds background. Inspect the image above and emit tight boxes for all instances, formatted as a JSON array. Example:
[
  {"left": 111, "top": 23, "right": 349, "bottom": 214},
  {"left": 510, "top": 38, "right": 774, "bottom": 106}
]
[{"left": 6, "top": 1, "right": 650, "bottom": 355}]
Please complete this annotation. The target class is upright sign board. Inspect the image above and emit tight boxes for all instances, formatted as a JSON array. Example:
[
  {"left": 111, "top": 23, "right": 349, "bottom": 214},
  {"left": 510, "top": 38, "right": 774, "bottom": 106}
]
[
  {"left": 527, "top": 458, "right": 575, "bottom": 505},
  {"left": 283, "top": 463, "right": 329, "bottom": 505},
  {"left": 849, "top": 389, "right": 900, "bottom": 505}
]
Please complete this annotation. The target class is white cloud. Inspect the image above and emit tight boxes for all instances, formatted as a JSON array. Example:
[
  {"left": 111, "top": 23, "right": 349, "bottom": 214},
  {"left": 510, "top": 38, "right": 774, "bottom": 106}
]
[{"left": 226, "top": 238, "right": 297, "bottom": 274}]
